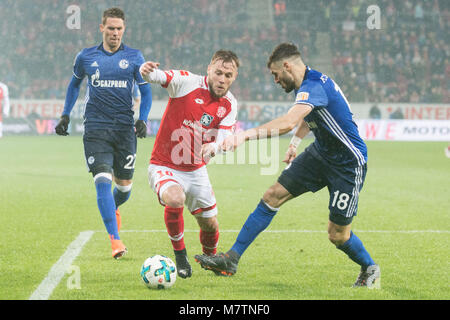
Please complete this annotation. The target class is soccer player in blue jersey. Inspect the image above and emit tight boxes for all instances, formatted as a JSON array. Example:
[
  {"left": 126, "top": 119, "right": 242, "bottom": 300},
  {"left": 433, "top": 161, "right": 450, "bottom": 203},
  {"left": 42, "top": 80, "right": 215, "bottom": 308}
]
[
  {"left": 195, "top": 43, "right": 380, "bottom": 288},
  {"left": 55, "top": 8, "right": 152, "bottom": 259}
]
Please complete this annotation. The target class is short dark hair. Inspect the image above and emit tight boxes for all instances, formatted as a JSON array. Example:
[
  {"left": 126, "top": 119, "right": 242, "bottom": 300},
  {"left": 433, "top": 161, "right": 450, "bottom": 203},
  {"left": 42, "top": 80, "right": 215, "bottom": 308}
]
[
  {"left": 267, "top": 42, "right": 301, "bottom": 68},
  {"left": 211, "top": 50, "right": 240, "bottom": 69},
  {"left": 102, "top": 7, "right": 125, "bottom": 25}
]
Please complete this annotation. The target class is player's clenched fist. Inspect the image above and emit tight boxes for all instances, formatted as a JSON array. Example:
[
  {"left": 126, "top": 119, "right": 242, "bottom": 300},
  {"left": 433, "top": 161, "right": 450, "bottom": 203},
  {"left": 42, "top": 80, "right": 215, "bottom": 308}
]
[
  {"left": 55, "top": 115, "right": 70, "bottom": 136},
  {"left": 201, "top": 143, "right": 218, "bottom": 163},
  {"left": 220, "top": 132, "right": 246, "bottom": 152},
  {"left": 135, "top": 119, "right": 147, "bottom": 138},
  {"left": 283, "top": 145, "right": 297, "bottom": 164}
]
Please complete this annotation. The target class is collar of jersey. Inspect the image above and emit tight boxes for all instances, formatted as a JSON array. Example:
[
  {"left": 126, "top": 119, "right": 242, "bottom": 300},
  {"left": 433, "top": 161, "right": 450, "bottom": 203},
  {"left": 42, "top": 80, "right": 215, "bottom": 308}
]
[
  {"left": 97, "top": 42, "right": 125, "bottom": 56},
  {"left": 294, "top": 65, "right": 311, "bottom": 96},
  {"left": 303, "top": 65, "right": 310, "bottom": 81}
]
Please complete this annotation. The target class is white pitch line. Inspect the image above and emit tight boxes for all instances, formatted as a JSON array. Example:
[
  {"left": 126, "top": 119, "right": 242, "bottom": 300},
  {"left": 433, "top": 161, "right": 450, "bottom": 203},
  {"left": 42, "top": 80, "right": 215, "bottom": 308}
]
[
  {"left": 28, "top": 231, "right": 94, "bottom": 300},
  {"left": 119, "top": 229, "right": 450, "bottom": 234},
  {"left": 30, "top": 228, "right": 449, "bottom": 300}
]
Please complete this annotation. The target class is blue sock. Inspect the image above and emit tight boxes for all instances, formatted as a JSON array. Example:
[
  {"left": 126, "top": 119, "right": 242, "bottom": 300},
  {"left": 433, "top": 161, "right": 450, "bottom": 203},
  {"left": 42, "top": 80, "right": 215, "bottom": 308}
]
[
  {"left": 113, "top": 185, "right": 131, "bottom": 208},
  {"left": 95, "top": 176, "right": 119, "bottom": 240},
  {"left": 230, "top": 200, "right": 278, "bottom": 256},
  {"left": 337, "top": 231, "right": 375, "bottom": 270}
]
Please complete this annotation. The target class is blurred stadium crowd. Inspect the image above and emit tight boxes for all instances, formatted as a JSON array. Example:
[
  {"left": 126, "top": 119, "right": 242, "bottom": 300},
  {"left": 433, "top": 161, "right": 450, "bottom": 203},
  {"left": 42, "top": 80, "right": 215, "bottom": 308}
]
[{"left": 0, "top": 0, "right": 448, "bottom": 103}]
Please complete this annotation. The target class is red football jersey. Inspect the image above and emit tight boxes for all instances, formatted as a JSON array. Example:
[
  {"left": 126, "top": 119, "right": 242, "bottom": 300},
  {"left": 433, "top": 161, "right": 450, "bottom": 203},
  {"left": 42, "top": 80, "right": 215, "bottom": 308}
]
[{"left": 150, "top": 70, "right": 237, "bottom": 171}]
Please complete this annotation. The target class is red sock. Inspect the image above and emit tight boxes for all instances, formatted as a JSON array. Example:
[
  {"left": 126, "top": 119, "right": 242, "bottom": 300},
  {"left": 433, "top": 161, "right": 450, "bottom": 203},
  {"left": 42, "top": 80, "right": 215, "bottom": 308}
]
[
  {"left": 200, "top": 229, "right": 219, "bottom": 255},
  {"left": 164, "top": 206, "right": 185, "bottom": 251}
]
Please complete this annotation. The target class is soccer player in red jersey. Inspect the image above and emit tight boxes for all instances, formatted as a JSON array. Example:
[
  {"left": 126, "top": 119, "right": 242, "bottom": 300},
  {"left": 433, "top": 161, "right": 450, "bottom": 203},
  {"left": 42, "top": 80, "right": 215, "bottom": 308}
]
[
  {"left": 140, "top": 50, "right": 239, "bottom": 278},
  {"left": 0, "top": 81, "right": 10, "bottom": 138}
]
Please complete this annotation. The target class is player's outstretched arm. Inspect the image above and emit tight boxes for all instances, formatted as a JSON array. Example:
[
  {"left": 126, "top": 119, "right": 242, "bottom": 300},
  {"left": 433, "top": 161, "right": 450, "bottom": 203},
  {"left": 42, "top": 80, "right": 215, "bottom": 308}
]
[
  {"left": 221, "top": 103, "right": 312, "bottom": 151},
  {"left": 55, "top": 75, "right": 82, "bottom": 136}
]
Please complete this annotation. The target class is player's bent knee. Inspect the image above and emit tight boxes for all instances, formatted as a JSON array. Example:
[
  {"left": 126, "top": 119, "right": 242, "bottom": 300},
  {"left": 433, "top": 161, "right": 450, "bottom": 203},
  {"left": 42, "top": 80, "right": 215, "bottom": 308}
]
[
  {"left": 114, "top": 177, "right": 133, "bottom": 188},
  {"left": 162, "top": 185, "right": 185, "bottom": 208},
  {"left": 196, "top": 216, "right": 218, "bottom": 232},
  {"left": 327, "top": 221, "right": 351, "bottom": 246},
  {"left": 262, "top": 183, "right": 291, "bottom": 208},
  {"left": 115, "top": 183, "right": 132, "bottom": 193},
  {"left": 92, "top": 166, "right": 113, "bottom": 184},
  {"left": 91, "top": 164, "right": 113, "bottom": 177},
  {"left": 328, "top": 230, "right": 351, "bottom": 246}
]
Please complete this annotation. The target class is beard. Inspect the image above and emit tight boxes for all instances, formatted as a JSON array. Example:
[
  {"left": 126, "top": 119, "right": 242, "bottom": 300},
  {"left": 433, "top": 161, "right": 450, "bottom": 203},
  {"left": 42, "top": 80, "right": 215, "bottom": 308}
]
[
  {"left": 281, "top": 79, "right": 296, "bottom": 93},
  {"left": 209, "top": 82, "right": 228, "bottom": 98}
]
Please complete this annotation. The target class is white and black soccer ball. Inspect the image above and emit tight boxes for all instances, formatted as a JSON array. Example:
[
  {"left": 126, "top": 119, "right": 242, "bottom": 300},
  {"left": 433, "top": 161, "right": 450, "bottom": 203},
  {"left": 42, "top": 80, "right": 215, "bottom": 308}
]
[{"left": 140, "top": 255, "right": 177, "bottom": 289}]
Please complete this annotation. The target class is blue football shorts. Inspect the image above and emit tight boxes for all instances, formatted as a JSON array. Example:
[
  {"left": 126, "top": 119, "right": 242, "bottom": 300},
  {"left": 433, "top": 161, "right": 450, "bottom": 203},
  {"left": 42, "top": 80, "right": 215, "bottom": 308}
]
[
  {"left": 83, "top": 127, "right": 137, "bottom": 180},
  {"left": 277, "top": 145, "right": 367, "bottom": 226}
]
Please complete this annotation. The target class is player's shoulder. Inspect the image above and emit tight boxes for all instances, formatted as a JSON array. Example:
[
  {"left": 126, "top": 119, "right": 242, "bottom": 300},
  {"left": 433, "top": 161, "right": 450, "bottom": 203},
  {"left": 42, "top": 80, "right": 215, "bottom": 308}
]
[
  {"left": 122, "top": 44, "right": 143, "bottom": 56},
  {"left": 170, "top": 70, "right": 204, "bottom": 84},
  {"left": 75, "top": 45, "right": 98, "bottom": 61},
  {"left": 81, "top": 45, "right": 99, "bottom": 55},
  {"left": 302, "top": 68, "right": 327, "bottom": 86},
  {"left": 173, "top": 69, "right": 202, "bottom": 78},
  {"left": 223, "top": 90, "right": 238, "bottom": 108},
  {"left": 295, "top": 68, "right": 330, "bottom": 107},
  {"left": 299, "top": 68, "right": 330, "bottom": 93}
]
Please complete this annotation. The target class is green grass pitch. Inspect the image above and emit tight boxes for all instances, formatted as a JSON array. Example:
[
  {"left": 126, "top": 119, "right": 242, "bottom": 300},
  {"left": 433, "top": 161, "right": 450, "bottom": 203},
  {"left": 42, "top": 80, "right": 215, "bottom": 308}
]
[{"left": 0, "top": 136, "right": 449, "bottom": 300}]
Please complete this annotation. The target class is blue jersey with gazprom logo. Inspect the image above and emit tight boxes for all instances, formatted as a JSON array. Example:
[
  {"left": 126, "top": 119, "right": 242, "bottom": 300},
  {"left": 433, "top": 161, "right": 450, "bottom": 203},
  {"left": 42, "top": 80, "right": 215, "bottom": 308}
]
[
  {"left": 73, "top": 43, "right": 147, "bottom": 129},
  {"left": 295, "top": 67, "right": 367, "bottom": 167}
]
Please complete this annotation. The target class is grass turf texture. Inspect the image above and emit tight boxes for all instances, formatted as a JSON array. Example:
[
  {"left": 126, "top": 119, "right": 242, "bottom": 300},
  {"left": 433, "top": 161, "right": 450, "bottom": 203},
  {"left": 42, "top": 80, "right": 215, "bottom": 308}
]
[{"left": 0, "top": 136, "right": 449, "bottom": 300}]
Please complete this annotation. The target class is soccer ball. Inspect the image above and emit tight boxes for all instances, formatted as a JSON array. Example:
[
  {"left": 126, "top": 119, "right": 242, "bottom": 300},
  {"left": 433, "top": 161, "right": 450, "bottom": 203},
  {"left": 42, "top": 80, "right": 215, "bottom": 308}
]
[{"left": 140, "top": 255, "right": 177, "bottom": 289}]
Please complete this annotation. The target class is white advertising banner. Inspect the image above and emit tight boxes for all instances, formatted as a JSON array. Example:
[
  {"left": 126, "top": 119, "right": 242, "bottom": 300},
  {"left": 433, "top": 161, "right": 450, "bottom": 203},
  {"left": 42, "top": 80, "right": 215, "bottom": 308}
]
[
  {"left": 5, "top": 99, "right": 450, "bottom": 141},
  {"left": 8, "top": 99, "right": 450, "bottom": 121},
  {"left": 356, "top": 120, "right": 450, "bottom": 141},
  {"left": 237, "top": 102, "right": 450, "bottom": 121}
]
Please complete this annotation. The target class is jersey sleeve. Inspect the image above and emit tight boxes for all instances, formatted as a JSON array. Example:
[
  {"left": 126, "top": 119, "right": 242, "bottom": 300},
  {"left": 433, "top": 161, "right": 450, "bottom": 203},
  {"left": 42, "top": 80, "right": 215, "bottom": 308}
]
[
  {"left": 295, "top": 81, "right": 328, "bottom": 109},
  {"left": 162, "top": 70, "right": 202, "bottom": 98},
  {"left": 72, "top": 50, "right": 85, "bottom": 79},
  {"left": 134, "top": 51, "right": 147, "bottom": 85}
]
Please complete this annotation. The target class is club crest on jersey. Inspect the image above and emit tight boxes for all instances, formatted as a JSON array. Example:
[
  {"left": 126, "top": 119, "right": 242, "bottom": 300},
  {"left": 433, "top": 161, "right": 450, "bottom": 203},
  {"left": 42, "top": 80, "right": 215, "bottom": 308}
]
[
  {"left": 119, "top": 59, "right": 129, "bottom": 69},
  {"left": 200, "top": 113, "right": 214, "bottom": 126},
  {"left": 195, "top": 98, "right": 204, "bottom": 104},
  {"left": 216, "top": 106, "right": 226, "bottom": 118}
]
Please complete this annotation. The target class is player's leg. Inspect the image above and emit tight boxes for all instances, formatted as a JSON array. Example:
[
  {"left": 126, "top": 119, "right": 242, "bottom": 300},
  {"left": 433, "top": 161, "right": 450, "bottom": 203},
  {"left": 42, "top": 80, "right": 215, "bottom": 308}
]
[
  {"left": 229, "top": 182, "right": 292, "bottom": 257},
  {"left": 161, "top": 184, "right": 193, "bottom": 278},
  {"left": 228, "top": 148, "right": 325, "bottom": 258},
  {"left": 161, "top": 184, "right": 187, "bottom": 251},
  {"left": 327, "top": 164, "right": 380, "bottom": 288},
  {"left": 148, "top": 165, "right": 191, "bottom": 278},
  {"left": 112, "top": 128, "right": 137, "bottom": 231},
  {"left": 185, "top": 167, "right": 220, "bottom": 257},
  {"left": 83, "top": 129, "right": 125, "bottom": 259},
  {"left": 195, "top": 216, "right": 219, "bottom": 256},
  {"left": 112, "top": 178, "right": 132, "bottom": 232},
  {"left": 113, "top": 178, "right": 132, "bottom": 209},
  {"left": 195, "top": 182, "right": 293, "bottom": 276},
  {"left": 195, "top": 147, "right": 324, "bottom": 275}
]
